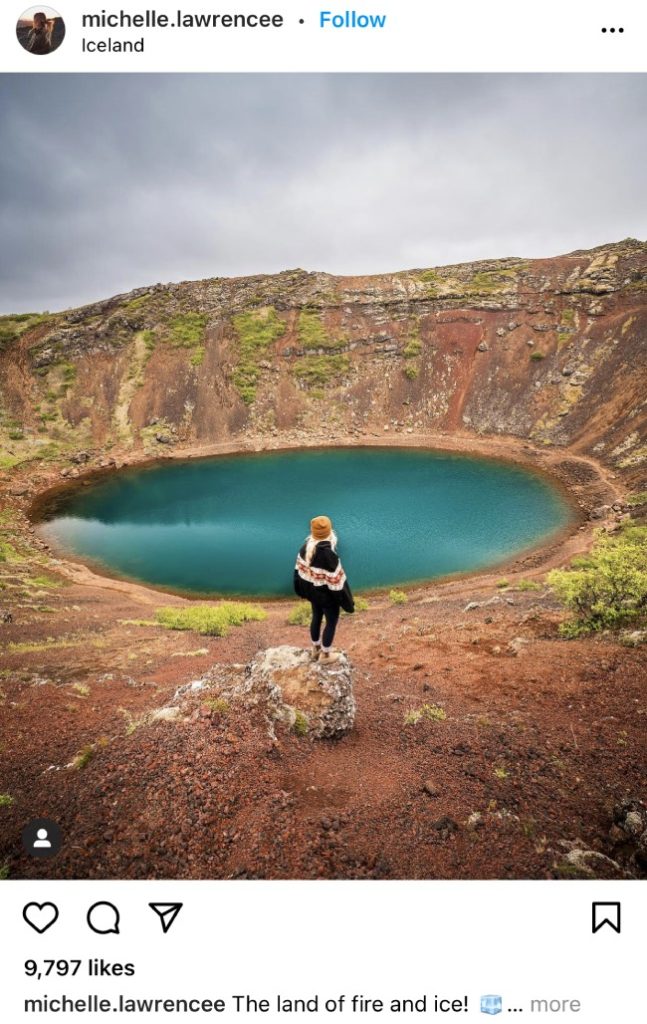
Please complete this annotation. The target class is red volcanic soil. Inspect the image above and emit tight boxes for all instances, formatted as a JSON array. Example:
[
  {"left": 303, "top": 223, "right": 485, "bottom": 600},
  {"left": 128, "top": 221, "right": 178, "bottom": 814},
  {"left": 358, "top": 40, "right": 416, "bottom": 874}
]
[{"left": 1, "top": 563, "right": 645, "bottom": 881}]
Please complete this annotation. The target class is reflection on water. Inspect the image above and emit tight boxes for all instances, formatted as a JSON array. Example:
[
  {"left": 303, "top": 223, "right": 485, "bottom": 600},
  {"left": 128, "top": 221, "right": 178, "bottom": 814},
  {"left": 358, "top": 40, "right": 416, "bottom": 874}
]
[{"left": 41, "top": 448, "right": 572, "bottom": 595}]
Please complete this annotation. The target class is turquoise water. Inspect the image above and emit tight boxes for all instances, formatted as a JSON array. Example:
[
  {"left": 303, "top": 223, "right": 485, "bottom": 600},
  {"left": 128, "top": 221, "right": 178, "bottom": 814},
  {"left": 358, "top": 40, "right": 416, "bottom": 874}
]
[{"left": 40, "top": 448, "right": 572, "bottom": 596}]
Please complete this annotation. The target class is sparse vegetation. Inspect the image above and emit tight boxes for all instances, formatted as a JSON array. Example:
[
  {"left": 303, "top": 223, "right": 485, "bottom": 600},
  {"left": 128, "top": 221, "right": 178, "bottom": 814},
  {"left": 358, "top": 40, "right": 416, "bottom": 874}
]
[
  {"left": 297, "top": 310, "right": 345, "bottom": 351},
  {"left": 496, "top": 578, "right": 510, "bottom": 589},
  {"left": 232, "top": 306, "right": 286, "bottom": 403},
  {"left": 626, "top": 491, "right": 647, "bottom": 507},
  {"left": 156, "top": 602, "right": 267, "bottom": 636},
  {"left": 403, "top": 338, "right": 422, "bottom": 359},
  {"left": 169, "top": 312, "right": 208, "bottom": 348},
  {"left": 30, "top": 575, "right": 62, "bottom": 589},
  {"left": 292, "top": 354, "right": 350, "bottom": 388},
  {"left": 493, "top": 766, "right": 510, "bottom": 780},
  {"left": 0, "top": 794, "right": 15, "bottom": 807},
  {"left": 548, "top": 525, "right": 647, "bottom": 635},
  {"left": 389, "top": 589, "right": 408, "bottom": 604},
  {"left": 288, "top": 602, "right": 312, "bottom": 626},
  {"left": 530, "top": 350, "right": 546, "bottom": 361},
  {"left": 0, "top": 312, "right": 49, "bottom": 352},
  {"left": 516, "top": 579, "right": 541, "bottom": 592},
  {"left": 404, "top": 703, "right": 447, "bottom": 726},
  {"left": 0, "top": 860, "right": 9, "bottom": 880},
  {"left": 203, "top": 697, "right": 230, "bottom": 715},
  {"left": 404, "top": 364, "right": 419, "bottom": 380},
  {"left": 190, "top": 346, "right": 205, "bottom": 367},
  {"left": 0, "top": 540, "right": 24, "bottom": 563},
  {"left": 472, "top": 263, "right": 529, "bottom": 292},
  {"left": 71, "top": 744, "right": 96, "bottom": 769},
  {"left": 293, "top": 710, "right": 309, "bottom": 736}
]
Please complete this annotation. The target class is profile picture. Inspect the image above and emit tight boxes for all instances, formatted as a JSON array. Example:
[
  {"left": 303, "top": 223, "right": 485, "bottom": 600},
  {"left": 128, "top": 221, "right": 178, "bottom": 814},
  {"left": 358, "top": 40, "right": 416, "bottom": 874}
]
[{"left": 16, "top": 6, "right": 65, "bottom": 55}]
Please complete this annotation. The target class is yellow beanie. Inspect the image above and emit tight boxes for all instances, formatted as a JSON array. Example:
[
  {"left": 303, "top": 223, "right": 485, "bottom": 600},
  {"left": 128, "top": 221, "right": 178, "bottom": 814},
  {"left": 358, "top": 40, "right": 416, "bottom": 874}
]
[{"left": 311, "top": 515, "right": 332, "bottom": 540}]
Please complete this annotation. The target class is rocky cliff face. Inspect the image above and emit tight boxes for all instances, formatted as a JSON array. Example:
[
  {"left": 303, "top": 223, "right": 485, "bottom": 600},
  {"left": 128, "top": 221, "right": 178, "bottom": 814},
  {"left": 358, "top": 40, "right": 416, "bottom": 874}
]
[{"left": 1, "top": 239, "right": 646, "bottom": 483}]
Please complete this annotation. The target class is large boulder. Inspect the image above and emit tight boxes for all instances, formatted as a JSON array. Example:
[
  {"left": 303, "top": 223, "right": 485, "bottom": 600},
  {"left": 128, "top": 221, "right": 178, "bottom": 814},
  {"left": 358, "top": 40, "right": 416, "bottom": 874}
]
[{"left": 237, "top": 646, "right": 355, "bottom": 739}]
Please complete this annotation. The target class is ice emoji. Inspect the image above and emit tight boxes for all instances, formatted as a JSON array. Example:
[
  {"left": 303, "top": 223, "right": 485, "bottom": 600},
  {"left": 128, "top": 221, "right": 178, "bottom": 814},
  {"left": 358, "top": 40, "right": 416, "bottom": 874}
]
[{"left": 480, "top": 995, "right": 503, "bottom": 1015}]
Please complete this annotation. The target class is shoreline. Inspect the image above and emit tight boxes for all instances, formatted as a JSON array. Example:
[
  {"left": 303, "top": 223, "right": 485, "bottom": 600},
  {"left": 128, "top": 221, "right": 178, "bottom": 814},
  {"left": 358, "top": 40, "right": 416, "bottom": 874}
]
[{"left": 20, "top": 431, "right": 621, "bottom": 605}]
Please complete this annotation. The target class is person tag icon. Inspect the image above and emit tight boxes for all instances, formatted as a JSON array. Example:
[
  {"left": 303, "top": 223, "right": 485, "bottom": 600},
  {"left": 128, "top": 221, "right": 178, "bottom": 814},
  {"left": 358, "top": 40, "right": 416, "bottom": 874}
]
[
  {"left": 33, "top": 828, "right": 52, "bottom": 849},
  {"left": 21, "top": 818, "right": 62, "bottom": 858}
]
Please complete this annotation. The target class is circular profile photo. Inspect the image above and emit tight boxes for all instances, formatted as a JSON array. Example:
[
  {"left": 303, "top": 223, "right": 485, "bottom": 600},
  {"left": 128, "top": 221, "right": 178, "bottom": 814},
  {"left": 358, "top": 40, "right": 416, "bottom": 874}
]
[{"left": 16, "top": 6, "right": 65, "bottom": 55}]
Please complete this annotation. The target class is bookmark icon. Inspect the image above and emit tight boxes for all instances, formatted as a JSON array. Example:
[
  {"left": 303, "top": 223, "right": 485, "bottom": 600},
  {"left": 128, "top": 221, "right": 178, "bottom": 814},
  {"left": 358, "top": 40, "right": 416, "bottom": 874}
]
[{"left": 149, "top": 902, "right": 183, "bottom": 934}]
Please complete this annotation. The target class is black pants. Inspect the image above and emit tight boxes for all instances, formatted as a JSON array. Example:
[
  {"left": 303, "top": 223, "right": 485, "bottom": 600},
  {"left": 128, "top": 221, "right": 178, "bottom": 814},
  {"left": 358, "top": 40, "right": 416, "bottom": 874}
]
[{"left": 310, "top": 602, "right": 340, "bottom": 650}]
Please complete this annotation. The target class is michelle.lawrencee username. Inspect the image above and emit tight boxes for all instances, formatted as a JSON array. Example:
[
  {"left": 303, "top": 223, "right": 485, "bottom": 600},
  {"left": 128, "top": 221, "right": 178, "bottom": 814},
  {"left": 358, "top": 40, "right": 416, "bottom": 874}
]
[{"left": 82, "top": 9, "right": 285, "bottom": 28}]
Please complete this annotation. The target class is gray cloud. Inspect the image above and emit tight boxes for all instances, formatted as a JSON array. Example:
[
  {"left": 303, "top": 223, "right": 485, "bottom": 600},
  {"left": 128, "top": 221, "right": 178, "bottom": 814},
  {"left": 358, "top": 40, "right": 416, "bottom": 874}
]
[{"left": 0, "top": 73, "right": 645, "bottom": 313}]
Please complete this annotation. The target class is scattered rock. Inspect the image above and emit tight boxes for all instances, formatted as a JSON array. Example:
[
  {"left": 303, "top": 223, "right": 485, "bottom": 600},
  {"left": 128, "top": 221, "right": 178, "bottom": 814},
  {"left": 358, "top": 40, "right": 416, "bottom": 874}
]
[
  {"left": 70, "top": 451, "right": 92, "bottom": 464},
  {"left": 477, "top": 341, "right": 489, "bottom": 352},
  {"left": 422, "top": 781, "right": 440, "bottom": 798},
  {"left": 430, "top": 816, "right": 459, "bottom": 838},
  {"left": 507, "top": 637, "right": 530, "bottom": 656},
  {"left": 214, "top": 646, "right": 356, "bottom": 740},
  {"left": 0, "top": 609, "right": 13, "bottom": 624},
  {"left": 149, "top": 707, "right": 182, "bottom": 723},
  {"left": 589, "top": 505, "right": 611, "bottom": 520},
  {"left": 463, "top": 601, "right": 480, "bottom": 612}
]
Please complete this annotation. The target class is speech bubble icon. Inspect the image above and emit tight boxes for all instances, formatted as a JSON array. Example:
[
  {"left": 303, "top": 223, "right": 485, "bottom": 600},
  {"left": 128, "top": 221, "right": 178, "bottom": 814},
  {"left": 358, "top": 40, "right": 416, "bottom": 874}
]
[{"left": 87, "top": 901, "right": 120, "bottom": 935}]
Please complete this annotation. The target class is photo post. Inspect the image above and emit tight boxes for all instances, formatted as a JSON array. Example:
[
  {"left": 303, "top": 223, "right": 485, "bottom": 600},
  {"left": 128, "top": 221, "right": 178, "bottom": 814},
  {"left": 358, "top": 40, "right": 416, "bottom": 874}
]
[{"left": 0, "top": 4, "right": 645, "bottom": 1021}]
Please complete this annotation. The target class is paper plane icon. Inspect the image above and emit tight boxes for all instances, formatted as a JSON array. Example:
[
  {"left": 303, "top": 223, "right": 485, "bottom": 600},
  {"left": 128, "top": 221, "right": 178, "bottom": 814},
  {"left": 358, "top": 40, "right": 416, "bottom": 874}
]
[{"left": 149, "top": 902, "right": 183, "bottom": 934}]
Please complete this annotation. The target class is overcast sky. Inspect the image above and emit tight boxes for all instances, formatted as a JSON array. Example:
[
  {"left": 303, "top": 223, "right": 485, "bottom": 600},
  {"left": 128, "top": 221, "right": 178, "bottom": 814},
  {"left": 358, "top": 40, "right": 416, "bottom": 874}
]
[{"left": 0, "top": 74, "right": 645, "bottom": 314}]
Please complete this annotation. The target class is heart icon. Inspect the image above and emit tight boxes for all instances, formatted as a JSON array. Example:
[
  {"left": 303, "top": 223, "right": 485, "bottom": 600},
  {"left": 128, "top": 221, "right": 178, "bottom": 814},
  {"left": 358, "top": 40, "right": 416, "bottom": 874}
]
[{"left": 23, "top": 902, "right": 59, "bottom": 934}]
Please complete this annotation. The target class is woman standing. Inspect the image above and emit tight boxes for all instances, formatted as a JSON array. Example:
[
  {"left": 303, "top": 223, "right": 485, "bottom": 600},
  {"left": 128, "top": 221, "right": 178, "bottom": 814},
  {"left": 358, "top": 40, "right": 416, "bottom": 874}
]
[{"left": 294, "top": 515, "right": 354, "bottom": 659}]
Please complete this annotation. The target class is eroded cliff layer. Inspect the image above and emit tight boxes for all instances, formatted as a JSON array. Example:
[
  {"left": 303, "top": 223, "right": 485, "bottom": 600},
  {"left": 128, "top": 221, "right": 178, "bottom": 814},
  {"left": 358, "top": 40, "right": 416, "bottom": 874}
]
[{"left": 1, "top": 239, "right": 646, "bottom": 483}]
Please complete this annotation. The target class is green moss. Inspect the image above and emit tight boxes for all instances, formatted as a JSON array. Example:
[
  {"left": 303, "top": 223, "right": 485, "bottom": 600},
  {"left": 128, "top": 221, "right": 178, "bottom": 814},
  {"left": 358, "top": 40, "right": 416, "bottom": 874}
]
[
  {"left": 530, "top": 350, "right": 546, "bottom": 361},
  {"left": 404, "top": 703, "right": 447, "bottom": 726},
  {"left": 0, "top": 539, "right": 24, "bottom": 563},
  {"left": 123, "top": 294, "right": 151, "bottom": 313},
  {"left": 30, "top": 575, "right": 63, "bottom": 589},
  {"left": 419, "top": 270, "right": 440, "bottom": 284},
  {"left": 190, "top": 346, "right": 205, "bottom": 367},
  {"left": 169, "top": 312, "right": 208, "bottom": 348},
  {"left": 496, "top": 578, "right": 510, "bottom": 589},
  {"left": 292, "top": 354, "right": 350, "bottom": 388},
  {"left": 389, "top": 589, "right": 408, "bottom": 604},
  {"left": 418, "top": 270, "right": 440, "bottom": 296},
  {"left": 0, "top": 794, "right": 15, "bottom": 807},
  {"left": 155, "top": 602, "right": 267, "bottom": 637},
  {"left": 142, "top": 329, "right": 157, "bottom": 351},
  {"left": 297, "top": 310, "right": 345, "bottom": 351},
  {"left": 516, "top": 579, "right": 541, "bottom": 592},
  {"left": 404, "top": 364, "right": 419, "bottom": 380},
  {"left": 0, "top": 313, "right": 49, "bottom": 352},
  {"left": 232, "top": 307, "right": 286, "bottom": 404},
  {"left": 203, "top": 697, "right": 230, "bottom": 715},
  {"left": 626, "top": 491, "right": 647, "bottom": 507},
  {"left": 467, "top": 264, "right": 528, "bottom": 294},
  {"left": 293, "top": 710, "right": 309, "bottom": 736},
  {"left": 403, "top": 338, "right": 422, "bottom": 359}
]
